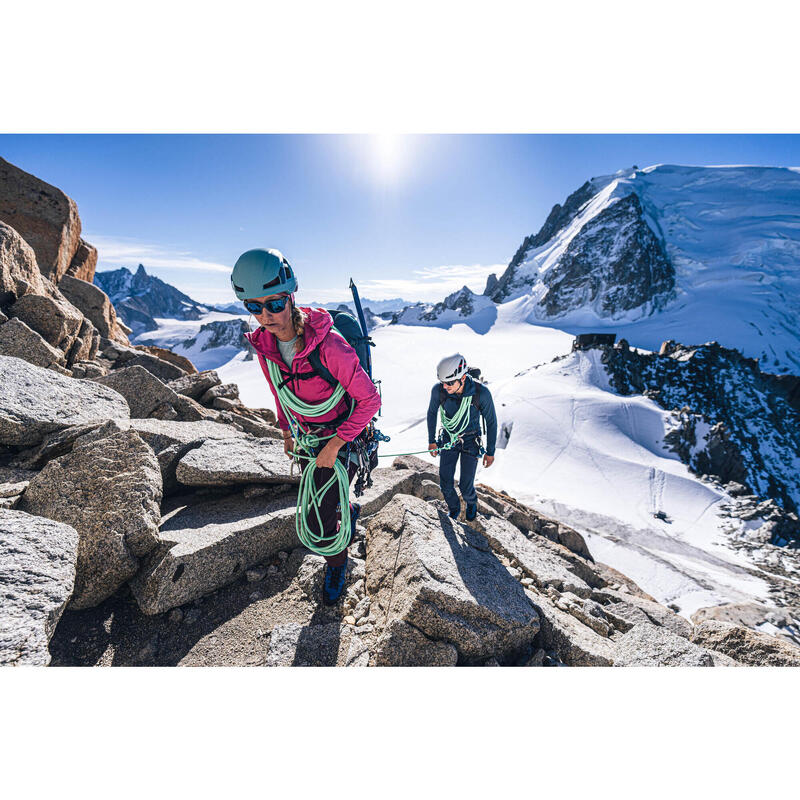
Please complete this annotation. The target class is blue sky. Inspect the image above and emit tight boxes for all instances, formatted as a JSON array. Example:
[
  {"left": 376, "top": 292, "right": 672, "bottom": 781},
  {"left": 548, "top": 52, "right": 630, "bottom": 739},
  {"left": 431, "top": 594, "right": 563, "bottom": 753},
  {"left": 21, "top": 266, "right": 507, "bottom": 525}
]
[{"left": 2, "top": 134, "right": 800, "bottom": 305}]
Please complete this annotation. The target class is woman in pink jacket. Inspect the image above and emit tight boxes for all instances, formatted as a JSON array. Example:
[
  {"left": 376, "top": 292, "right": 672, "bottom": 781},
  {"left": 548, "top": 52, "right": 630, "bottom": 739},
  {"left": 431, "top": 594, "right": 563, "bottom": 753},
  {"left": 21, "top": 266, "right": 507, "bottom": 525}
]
[{"left": 232, "top": 248, "right": 381, "bottom": 605}]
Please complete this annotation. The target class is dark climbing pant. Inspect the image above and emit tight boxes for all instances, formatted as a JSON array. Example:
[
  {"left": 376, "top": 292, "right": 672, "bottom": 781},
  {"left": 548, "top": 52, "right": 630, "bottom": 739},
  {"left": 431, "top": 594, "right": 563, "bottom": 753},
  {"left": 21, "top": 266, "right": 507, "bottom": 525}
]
[
  {"left": 439, "top": 448, "right": 478, "bottom": 516},
  {"left": 299, "top": 457, "right": 358, "bottom": 567}
]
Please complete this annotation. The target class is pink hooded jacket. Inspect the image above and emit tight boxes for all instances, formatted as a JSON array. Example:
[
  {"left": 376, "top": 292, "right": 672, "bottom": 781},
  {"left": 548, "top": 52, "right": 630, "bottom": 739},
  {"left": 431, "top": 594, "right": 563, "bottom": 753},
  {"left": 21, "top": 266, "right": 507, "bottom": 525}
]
[{"left": 245, "top": 306, "right": 381, "bottom": 442}]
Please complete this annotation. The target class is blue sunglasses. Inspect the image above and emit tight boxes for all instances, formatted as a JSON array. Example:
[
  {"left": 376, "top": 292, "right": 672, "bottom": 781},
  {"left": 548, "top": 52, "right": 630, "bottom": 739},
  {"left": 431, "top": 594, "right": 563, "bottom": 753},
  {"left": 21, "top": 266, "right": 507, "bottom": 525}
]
[{"left": 243, "top": 296, "right": 290, "bottom": 314}]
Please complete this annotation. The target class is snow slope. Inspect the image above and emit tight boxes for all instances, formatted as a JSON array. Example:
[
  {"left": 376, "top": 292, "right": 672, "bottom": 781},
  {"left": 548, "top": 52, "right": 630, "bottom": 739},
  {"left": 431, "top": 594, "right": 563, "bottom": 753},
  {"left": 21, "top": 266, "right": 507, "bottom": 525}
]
[
  {"left": 485, "top": 165, "right": 800, "bottom": 373},
  {"left": 221, "top": 310, "right": 777, "bottom": 618},
  {"left": 134, "top": 311, "right": 252, "bottom": 371}
]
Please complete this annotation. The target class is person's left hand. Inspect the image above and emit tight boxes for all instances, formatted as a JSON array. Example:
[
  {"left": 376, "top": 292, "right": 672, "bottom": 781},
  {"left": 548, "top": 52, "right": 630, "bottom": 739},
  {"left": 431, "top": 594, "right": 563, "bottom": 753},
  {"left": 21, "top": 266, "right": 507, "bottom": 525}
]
[
  {"left": 316, "top": 436, "right": 345, "bottom": 469},
  {"left": 483, "top": 454, "right": 495, "bottom": 468}
]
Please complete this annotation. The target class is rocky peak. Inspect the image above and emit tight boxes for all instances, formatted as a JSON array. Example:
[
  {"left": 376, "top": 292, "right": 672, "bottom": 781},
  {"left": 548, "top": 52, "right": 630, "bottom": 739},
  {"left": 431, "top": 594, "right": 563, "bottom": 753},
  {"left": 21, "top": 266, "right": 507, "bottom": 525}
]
[
  {"left": 391, "top": 285, "right": 494, "bottom": 329},
  {"left": 94, "top": 264, "right": 209, "bottom": 336}
]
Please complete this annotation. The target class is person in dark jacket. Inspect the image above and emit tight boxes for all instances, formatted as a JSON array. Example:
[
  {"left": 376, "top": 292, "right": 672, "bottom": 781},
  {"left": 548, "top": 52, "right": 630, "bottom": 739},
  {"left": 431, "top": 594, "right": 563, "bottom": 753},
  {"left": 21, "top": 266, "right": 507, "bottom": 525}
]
[{"left": 427, "top": 353, "right": 497, "bottom": 521}]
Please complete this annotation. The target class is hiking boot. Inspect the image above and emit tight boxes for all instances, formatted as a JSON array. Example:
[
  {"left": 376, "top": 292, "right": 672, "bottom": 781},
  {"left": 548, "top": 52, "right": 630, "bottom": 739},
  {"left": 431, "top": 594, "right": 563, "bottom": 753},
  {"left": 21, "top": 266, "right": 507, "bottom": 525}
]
[
  {"left": 323, "top": 556, "right": 348, "bottom": 606},
  {"left": 448, "top": 506, "right": 460, "bottom": 520},
  {"left": 465, "top": 503, "right": 477, "bottom": 521}
]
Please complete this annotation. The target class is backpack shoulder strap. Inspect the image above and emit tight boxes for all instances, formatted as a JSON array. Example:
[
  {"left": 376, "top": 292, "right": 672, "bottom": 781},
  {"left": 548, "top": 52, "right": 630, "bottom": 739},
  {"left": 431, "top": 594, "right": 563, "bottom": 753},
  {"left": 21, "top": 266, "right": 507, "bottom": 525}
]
[
  {"left": 439, "top": 385, "right": 447, "bottom": 407},
  {"left": 471, "top": 382, "right": 486, "bottom": 435},
  {"left": 306, "top": 343, "right": 337, "bottom": 388},
  {"left": 471, "top": 382, "right": 482, "bottom": 407}
]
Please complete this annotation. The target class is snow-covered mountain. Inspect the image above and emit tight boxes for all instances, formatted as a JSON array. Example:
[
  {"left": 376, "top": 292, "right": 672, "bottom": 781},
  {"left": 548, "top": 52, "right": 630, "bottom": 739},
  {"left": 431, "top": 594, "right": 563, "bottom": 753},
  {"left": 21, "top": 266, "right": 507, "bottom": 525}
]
[
  {"left": 391, "top": 286, "right": 497, "bottom": 333},
  {"left": 94, "top": 264, "right": 211, "bottom": 335},
  {"left": 442, "top": 165, "right": 800, "bottom": 374}
]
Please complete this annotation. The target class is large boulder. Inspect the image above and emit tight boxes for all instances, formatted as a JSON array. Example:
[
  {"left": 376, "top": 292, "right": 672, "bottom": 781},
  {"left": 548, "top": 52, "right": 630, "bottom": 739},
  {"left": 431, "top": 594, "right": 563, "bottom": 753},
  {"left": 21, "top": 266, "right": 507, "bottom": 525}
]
[
  {"left": 690, "top": 620, "right": 800, "bottom": 666},
  {"left": 133, "top": 345, "right": 196, "bottom": 375},
  {"left": 469, "top": 513, "right": 593, "bottom": 598},
  {"left": 12, "top": 419, "right": 129, "bottom": 470},
  {"left": 169, "top": 394, "right": 220, "bottom": 422},
  {"left": 123, "top": 352, "right": 188, "bottom": 382},
  {"left": 175, "top": 436, "right": 298, "bottom": 487},
  {"left": 374, "top": 619, "right": 459, "bottom": 667},
  {"left": 366, "top": 494, "right": 540, "bottom": 664},
  {"left": 65, "top": 238, "right": 98, "bottom": 283},
  {"left": 614, "top": 623, "right": 715, "bottom": 666},
  {"left": 64, "top": 317, "right": 99, "bottom": 367},
  {"left": 0, "top": 509, "right": 79, "bottom": 666},
  {"left": 130, "top": 492, "right": 297, "bottom": 614},
  {"left": 92, "top": 365, "right": 182, "bottom": 418},
  {"left": 0, "top": 355, "right": 130, "bottom": 446},
  {"left": 593, "top": 587, "right": 692, "bottom": 639},
  {"left": 19, "top": 430, "right": 163, "bottom": 609},
  {"left": 128, "top": 418, "right": 247, "bottom": 491},
  {"left": 216, "top": 407, "right": 282, "bottom": 438},
  {"left": 0, "top": 220, "right": 45, "bottom": 302},
  {"left": 168, "top": 370, "right": 221, "bottom": 401},
  {"left": 58, "top": 275, "right": 126, "bottom": 342},
  {"left": 525, "top": 591, "right": 616, "bottom": 666},
  {"left": 0, "top": 317, "right": 66, "bottom": 369},
  {"left": 356, "top": 465, "right": 420, "bottom": 516},
  {"left": 0, "top": 156, "right": 82, "bottom": 283},
  {"left": 9, "top": 285, "right": 84, "bottom": 353}
]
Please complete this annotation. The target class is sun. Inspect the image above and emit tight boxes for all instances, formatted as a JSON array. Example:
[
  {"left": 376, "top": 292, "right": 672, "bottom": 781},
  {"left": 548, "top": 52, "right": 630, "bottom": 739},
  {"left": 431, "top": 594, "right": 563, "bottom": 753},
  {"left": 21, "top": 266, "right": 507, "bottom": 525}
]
[{"left": 358, "top": 134, "right": 417, "bottom": 186}]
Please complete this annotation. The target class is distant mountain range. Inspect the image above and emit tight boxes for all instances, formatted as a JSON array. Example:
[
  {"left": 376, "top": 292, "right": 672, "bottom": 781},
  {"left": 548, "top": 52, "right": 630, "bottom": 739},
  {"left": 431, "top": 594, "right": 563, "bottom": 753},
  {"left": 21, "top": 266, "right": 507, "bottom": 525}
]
[
  {"left": 94, "top": 264, "right": 211, "bottom": 335},
  {"left": 208, "top": 296, "right": 411, "bottom": 321}
]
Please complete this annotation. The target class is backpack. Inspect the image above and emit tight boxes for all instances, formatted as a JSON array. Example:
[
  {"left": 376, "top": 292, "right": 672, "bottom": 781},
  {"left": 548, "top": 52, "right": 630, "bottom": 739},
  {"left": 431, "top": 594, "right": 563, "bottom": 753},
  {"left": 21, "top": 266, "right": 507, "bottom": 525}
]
[{"left": 307, "top": 309, "right": 374, "bottom": 387}]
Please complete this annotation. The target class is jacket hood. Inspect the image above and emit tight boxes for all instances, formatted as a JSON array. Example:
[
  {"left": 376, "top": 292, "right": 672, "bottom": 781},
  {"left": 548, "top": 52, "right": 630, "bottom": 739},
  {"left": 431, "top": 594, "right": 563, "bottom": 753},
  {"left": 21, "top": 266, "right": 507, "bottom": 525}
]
[{"left": 245, "top": 306, "right": 333, "bottom": 361}]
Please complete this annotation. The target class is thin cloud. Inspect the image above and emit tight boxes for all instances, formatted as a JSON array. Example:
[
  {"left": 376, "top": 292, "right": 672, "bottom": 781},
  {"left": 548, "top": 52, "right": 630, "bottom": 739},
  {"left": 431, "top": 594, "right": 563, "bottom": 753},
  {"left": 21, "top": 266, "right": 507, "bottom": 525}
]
[{"left": 88, "top": 234, "right": 231, "bottom": 274}]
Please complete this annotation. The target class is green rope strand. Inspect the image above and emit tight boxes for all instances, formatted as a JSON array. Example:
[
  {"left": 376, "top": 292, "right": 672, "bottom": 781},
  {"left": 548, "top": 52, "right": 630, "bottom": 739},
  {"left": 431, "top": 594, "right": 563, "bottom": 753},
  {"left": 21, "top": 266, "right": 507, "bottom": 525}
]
[
  {"left": 266, "top": 359, "right": 353, "bottom": 556},
  {"left": 438, "top": 394, "right": 472, "bottom": 450},
  {"left": 373, "top": 394, "right": 475, "bottom": 459}
]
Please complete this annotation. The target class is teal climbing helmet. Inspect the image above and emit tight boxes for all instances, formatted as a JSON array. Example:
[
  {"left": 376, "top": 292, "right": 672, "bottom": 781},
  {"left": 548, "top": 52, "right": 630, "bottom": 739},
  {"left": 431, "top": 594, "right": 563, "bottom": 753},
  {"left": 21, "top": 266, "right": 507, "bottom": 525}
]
[{"left": 230, "top": 248, "right": 298, "bottom": 300}]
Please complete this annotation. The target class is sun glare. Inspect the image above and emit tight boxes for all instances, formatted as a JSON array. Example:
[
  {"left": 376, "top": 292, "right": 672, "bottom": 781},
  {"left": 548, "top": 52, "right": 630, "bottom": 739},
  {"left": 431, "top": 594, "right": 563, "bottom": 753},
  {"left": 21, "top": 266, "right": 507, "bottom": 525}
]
[{"left": 364, "top": 134, "right": 413, "bottom": 185}]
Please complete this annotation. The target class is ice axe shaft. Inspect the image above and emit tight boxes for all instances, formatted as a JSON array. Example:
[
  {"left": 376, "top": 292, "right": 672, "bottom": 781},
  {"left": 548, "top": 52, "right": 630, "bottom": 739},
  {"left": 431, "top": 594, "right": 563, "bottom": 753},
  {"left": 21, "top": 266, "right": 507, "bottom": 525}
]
[{"left": 349, "top": 277, "right": 372, "bottom": 378}]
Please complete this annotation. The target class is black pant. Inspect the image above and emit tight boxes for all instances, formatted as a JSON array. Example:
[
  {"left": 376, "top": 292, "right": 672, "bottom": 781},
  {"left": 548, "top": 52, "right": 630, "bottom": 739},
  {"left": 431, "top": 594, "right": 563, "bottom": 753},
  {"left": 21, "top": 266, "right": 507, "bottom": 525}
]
[
  {"left": 439, "top": 447, "right": 478, "bottom": 515},
  {"left": 299, "top": 455, "right": 358, "bottom": 567}
]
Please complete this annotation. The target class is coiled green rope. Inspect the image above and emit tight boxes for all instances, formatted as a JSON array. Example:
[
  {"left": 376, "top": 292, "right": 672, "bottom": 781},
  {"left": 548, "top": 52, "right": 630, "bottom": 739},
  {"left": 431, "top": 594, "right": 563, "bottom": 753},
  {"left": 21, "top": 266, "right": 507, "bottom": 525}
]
[
  {"left": 266, "top": 359, "right": 353, "bottom": 556},
  {"left": 438, "top": 395, "right": 473, "bottom": 450}
]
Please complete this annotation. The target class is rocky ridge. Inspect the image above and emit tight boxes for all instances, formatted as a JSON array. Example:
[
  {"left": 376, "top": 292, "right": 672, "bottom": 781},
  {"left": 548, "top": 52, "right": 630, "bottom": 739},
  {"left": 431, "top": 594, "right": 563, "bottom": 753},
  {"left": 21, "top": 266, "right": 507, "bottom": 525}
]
[
  {"left": 94, "top": 264, "right": 210, "bottom": 335},
  {"left": 390, "top": 286, "right": 497, "bottom": 331}
]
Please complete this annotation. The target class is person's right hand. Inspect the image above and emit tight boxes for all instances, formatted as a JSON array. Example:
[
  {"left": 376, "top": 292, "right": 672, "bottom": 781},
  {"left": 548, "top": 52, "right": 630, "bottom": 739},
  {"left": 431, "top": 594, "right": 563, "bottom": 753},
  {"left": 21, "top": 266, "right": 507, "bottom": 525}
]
[
  {"left": 428, "top": 442, "right": 439, "bottom": 458},
  {"left": 283, "top": 435, "right": 294, "bottom": 459}
]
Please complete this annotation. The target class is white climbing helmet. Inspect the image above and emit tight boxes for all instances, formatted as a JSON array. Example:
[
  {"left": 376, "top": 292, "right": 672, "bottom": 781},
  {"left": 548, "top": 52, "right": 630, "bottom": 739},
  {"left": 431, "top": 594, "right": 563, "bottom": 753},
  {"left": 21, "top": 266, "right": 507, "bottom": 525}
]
[{"left": 437, "top": 353, "right": 468, "bottom": 383}]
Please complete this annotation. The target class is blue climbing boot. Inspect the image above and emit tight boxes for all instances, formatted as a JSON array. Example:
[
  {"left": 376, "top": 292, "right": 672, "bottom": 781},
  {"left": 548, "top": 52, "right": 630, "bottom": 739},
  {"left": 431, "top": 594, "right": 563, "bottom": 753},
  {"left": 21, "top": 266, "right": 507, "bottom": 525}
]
[
  {"left": 466, "top": 503, "right": 477, "bottom": 521},
  {"left": 323, "top": 555, "right": 348, "bottom": 606},
  {"left": 448, "top": 505, "right": 460, "bottom": 520}
]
